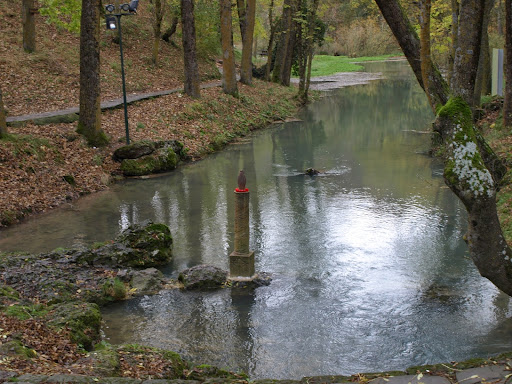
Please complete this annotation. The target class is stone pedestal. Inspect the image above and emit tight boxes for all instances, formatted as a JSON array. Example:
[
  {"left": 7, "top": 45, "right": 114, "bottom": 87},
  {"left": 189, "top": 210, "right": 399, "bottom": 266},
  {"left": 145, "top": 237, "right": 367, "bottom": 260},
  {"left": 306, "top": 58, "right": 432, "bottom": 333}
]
[
  {"left": 229, "top": 189, "right": 256, "bottom": 279},
  {"left": 229, "top": 250, "right": 255, "bottom": 278}
]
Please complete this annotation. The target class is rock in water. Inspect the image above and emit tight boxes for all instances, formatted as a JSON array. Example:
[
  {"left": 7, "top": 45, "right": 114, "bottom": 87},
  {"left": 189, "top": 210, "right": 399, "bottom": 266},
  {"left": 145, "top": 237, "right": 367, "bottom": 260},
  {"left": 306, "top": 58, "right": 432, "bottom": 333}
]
[{"left": 178, "top": 265, "right": 228, "bottom": 290}]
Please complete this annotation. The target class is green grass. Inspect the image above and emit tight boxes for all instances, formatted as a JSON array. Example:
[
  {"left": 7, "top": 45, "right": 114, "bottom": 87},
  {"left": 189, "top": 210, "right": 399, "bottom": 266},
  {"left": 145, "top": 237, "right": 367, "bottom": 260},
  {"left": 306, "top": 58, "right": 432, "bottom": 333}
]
[{"left": 303, "top": 54, "right": 403, "bottom": 77}]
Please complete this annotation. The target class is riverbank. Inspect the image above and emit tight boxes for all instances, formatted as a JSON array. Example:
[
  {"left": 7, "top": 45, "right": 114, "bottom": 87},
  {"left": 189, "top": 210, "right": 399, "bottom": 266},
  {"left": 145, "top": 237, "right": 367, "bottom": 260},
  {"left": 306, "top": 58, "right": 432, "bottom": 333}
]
[{"left": 0, "top": 80, "right": 299, "bottom": 227}]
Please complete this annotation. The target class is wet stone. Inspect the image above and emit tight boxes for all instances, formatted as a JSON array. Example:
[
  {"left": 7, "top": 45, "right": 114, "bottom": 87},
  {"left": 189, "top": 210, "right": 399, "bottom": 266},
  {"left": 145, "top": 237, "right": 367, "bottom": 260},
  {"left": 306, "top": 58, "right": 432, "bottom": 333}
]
[
  {"left": 14, "top": 374, "right": 48, "bottom": 383},
  {"left": 100, "top": 378, "right": 143, "bottom": 384},
  {"left": 456, "top": 366, "right": 510, "bottom": 384},
  {"left": 0, "top": 370, "right": 17, "bottom": 381},
  {"left": 178, "top": 264, "right": 228, "bottom": 290},
  {"left": 45, "top": 374, "right": 97, "bottom": 383},
  {"left": 370, "top": 375, "right": 451, "bottom": 384}
]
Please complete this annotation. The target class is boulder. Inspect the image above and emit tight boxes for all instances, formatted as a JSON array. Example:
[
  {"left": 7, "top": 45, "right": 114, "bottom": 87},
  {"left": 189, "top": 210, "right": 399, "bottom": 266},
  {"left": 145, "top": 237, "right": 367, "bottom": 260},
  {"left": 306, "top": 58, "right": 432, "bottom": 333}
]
[
  {"left": 78, "top": 222, "right": 173, "bottom": 268},
  {"left": 178, "top": 265, "right": 228, "bottom": 290},
  {"left": 113, "top": 140, "right": 156, "bottom": 161},
  {"left": 47, "top": 302, "right": 102, "bottom": 351},
  {"left": 120, "top": 146, "right": 178, "bottom": 176}
]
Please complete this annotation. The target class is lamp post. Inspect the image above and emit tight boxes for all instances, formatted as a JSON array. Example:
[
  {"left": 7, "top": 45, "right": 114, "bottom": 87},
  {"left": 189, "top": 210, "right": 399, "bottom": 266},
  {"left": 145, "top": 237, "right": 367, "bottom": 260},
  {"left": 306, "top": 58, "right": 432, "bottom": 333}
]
[{"left": 105, "top": 1, "right": 140, "bottom": 145}]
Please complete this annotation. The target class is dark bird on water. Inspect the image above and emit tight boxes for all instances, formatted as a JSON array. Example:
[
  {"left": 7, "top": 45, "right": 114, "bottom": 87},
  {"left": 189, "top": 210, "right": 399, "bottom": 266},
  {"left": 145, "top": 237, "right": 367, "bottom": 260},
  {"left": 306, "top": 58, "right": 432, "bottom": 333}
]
[{"left": 238, "top": 170, "right": 246, "bottom": 190}]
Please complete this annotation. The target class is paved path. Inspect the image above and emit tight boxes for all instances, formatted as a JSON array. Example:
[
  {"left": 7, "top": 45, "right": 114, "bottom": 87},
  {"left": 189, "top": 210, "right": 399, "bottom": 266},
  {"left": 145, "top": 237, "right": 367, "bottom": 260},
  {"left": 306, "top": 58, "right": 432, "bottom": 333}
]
[{"left": 6, "top": 81, "right": 221, "bottom": 124}]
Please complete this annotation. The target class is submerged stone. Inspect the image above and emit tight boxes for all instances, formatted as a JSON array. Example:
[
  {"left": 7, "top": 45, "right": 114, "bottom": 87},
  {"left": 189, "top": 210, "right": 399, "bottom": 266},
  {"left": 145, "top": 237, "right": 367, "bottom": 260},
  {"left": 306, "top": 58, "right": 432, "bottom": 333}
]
[{"left": 130, "top": 267, "right": 165, "bottom": 295}]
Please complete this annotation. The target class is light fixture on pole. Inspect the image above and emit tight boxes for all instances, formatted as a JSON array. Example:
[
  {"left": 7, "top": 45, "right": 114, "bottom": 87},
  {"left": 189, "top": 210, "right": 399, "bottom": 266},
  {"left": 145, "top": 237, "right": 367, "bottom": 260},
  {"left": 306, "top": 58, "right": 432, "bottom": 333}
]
[{"left": 104, "top": 2, "right": 140, "bottom": 145}]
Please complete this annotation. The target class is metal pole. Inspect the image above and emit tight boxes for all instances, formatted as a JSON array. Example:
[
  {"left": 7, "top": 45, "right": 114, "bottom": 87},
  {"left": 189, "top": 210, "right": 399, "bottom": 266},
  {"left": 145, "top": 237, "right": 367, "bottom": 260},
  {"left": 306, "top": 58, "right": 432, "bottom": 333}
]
[{"left": 117, "top": 14, "right": 131, "bottom": 145}]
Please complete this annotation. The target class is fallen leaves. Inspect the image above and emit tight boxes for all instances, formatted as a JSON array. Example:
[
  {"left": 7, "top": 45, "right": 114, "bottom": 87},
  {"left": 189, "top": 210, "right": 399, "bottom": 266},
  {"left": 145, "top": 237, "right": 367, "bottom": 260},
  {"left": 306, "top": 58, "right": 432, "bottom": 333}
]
[{"left": 0, "top": 312, "right": 92, "bottom": 375}]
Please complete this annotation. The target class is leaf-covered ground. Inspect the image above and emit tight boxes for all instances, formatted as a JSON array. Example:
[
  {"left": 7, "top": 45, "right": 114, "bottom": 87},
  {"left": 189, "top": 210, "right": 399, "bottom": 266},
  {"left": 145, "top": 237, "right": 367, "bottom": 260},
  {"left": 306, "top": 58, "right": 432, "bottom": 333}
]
[{"left": 0, "top": 1, "right": 298, "bottom": 227}]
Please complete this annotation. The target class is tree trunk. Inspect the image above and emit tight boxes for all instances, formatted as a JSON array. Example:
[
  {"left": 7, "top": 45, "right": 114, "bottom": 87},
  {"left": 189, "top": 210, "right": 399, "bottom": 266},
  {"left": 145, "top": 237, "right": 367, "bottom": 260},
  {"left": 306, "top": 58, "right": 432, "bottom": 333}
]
[
  {"left": 451, "top": 0, "right": 485, "bottom": 106},
  {"left": 77, "top": 0, "right": 108, "bottom": 147},
  {"left": 0, "top": 86, "right": 7, "bottom": 139},
  {"left": 151, "top": 0, "right": 165, "bottom": 64},
  {"left": 419, "top": 0, "right": 434, "bottom": 111},
  {"left": 503, "top": 0, "right": 512, "bottom": 128},
  {"left": 435, "top": 99, "right": 512, "bottom": 296},
  {"left": 473, "top": 0, "right": 495, "bottom": 106},
  {"left": 22, "top": 0, "right": 36, "bottom": 53},
  {"left": 272, "top": 0, "right": 296, "bottom": 86},
  {"left": 280, "top": 0, "right": 297, "bottom": 87},
  {"left": 264, "top": 0, "right": 276, "bottom": 81},
  {"left": 449, "top": 0, "right": 459, "bottom": 85},
  {"left": 374, "top": 0, "right": 449, "bottom": 107},
  {"left": 220, "top": 0, "right": 238, "bottom": 96},
  {"left": 240, "top": 0, "right": 256, "bottom": 85},
  {"left": 298, "top": 0, "right": 319, "bottom": 104},
  {"left": 181, "top": 0, "right": 201, "bottom": 98},
  {"left": 272, "top": 0, "right": 290, "bottom": 84},
  {"left": 162, "top": 15, "right": 179, "bottom": 42},
  {"left": 376, "top": 0, "right": 512, "bottom": 296},
  {"left": 237, "top": 0, "right": 247, "bottom": 42}
]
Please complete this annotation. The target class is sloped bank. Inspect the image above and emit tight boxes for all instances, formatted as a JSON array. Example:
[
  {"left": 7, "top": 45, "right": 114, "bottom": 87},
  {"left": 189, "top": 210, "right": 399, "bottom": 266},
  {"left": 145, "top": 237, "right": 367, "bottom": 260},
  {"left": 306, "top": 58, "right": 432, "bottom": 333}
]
[{"left": 0, "top": 80, "right": 300, "bottom": 227}]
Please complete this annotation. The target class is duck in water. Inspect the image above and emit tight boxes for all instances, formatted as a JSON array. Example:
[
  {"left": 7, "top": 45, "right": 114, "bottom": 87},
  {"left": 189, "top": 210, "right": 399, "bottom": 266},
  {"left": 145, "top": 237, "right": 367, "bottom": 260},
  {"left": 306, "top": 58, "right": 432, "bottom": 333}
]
[{"left": 305, "top": 167, "right": 321, "bottom": 176}]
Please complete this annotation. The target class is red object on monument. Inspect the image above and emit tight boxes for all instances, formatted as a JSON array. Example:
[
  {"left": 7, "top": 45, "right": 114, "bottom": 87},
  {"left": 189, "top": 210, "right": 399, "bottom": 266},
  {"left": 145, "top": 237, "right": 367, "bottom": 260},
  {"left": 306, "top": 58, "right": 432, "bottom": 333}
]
[{"left": 235, "top": 188, "right": 249, "bottom": 192}]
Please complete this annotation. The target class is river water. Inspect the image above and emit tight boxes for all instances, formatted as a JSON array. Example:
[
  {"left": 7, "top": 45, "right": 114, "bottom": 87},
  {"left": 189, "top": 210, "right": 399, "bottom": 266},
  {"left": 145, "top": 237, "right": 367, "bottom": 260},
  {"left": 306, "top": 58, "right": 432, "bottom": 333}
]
[{"left": 1, "top": 61, "right": 512, "bottom": 379}]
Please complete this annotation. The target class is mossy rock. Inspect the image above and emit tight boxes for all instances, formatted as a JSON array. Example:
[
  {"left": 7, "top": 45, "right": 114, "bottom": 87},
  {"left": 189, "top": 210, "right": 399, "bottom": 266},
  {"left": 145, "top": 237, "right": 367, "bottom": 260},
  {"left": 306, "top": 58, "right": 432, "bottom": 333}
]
[
  {"left": 0, "top": 339, "right": 37, "bottom": 359},
  {"left": 300, "top": 375, "right": 354, "bottom": 384},
  {"left": 47, "top": 302, "right": 102, "bottom": 350},
  {"left": 86, "top": 344, "right": 121, "bottom": 377},
  {"left": 0, "top": 284, "right": 20, "bottom": 302},
  {"left": 4, "top": 303, "right": 49, "bottom": 320},
  {"left": 113, "top": 140, "right": 156, "bottom": 161},
  {"left": 115, "top": 222, "right": 173, "bottom": 267},
  {"left": 187, "top": 364, "right": 249, "bottom": 381},
  {"left": 178, "top": 265, "right": 228, "bottom": 290},
  {"left": 120, "top": 146, "right": 177, "bottom": 176},
  {"left": 117, "top": 344, "right": 188, "bottom": 379},
  {"left": 81, "top": 222, "right": 173, "bottom": 268}
]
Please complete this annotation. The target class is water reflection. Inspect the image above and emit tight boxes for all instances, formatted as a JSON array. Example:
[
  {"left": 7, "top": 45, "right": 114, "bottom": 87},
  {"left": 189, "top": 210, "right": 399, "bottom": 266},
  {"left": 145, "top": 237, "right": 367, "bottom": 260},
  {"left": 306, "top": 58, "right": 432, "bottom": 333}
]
[{"left": 1, "top": 61, "right": 512, "bottom": 379}]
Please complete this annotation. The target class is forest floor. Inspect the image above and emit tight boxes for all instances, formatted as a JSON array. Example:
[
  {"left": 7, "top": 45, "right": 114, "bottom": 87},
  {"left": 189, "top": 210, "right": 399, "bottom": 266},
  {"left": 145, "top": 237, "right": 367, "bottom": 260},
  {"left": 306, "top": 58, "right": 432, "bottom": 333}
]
[{"left": 0, "top": 1, "right": 303, "bottom": 228}]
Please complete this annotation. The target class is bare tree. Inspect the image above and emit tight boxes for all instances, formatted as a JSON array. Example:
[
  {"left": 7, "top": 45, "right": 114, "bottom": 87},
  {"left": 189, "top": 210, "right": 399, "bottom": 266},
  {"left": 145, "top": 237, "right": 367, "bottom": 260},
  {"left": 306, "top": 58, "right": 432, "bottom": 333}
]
[{"left": 181, "top": 0, "right": 201, "bottom": 98}]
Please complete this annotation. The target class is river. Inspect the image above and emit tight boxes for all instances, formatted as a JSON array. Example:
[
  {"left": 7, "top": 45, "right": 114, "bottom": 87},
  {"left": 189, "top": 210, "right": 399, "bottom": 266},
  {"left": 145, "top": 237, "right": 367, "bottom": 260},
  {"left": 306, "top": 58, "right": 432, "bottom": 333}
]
[{"left": 1, "top": 61, "right": 511, "bottom": 379}]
